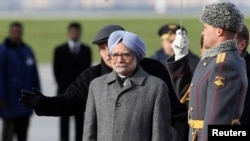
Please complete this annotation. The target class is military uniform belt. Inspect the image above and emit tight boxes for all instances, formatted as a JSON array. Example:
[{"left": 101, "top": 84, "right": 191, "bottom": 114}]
[
  {"left": 189, "top": 119, "right": 203, "bottom": 129},
  {"left": 189, "top": 119, "right": 240, "bottom": 129}
]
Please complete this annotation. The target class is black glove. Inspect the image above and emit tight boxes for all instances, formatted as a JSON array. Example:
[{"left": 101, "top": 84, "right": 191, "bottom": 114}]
[{"left": 19, "top": 87, "right": 45, "bottom": 109}]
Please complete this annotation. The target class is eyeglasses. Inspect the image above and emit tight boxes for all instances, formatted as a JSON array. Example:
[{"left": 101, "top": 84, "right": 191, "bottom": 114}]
[
  {"left": 98, "top": 47, "right": 108, "bottom": 52},
  {"left": 110, "top": 52, "right": 132, "bottom": 61}
]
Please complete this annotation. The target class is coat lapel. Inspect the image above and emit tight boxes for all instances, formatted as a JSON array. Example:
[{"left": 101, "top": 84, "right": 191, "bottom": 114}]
[{"left": 105, "top": 67, "right": 148, "bottom": 99}]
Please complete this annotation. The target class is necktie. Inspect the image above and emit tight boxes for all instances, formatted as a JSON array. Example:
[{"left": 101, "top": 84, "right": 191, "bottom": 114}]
[{"left": 71, "top": 45, "right": 79, "bottom": 55}]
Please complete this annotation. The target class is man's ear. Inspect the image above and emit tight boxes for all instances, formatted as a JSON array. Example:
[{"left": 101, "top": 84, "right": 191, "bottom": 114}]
[
  {"left": 238, "top": 40, "right": 247, "bottom": 54},
  {"left": 217, "top": 28, "right": 224, "bottom": 37}
]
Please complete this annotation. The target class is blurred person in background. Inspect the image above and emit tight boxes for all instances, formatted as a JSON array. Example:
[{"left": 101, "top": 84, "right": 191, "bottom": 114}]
[
  {"left": 234, "top": 24, "right": 250, "bottom": 125},
  {"left": 0, "top": 21, "right": 40, "bottom": 141},
  {"left": 20, "top": 24, "right": 188, "bottom": 141},
  {"left": 53, "top": 21, "right": 92, "bottom": 141},
  {"left": 151, "top": 23, "right": 200, "bottom": 73}
]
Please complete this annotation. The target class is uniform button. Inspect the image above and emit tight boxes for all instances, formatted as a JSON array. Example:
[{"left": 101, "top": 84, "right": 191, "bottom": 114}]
[
  {"left": 203, "top": 62, "right": 207, "bottom": 66},
  {"left": 116, "top": 102, "right": 121, "bottom": 107},
  {"left": 190, "top": 83, "right": 194, "bottom": 87},
  {"left": 190, "top": 107, "right": 193, "bottom": 111}
]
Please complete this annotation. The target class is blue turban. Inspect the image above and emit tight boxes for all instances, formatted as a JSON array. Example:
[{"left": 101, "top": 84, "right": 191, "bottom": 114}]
[{"left": 108, "top": 30, "right": 146, "bottom": 61}]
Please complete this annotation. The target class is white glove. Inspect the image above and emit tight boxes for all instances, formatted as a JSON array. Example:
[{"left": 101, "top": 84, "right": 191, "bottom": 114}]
[{"left": 172, "top": 29, "right": 189, "bottom": 61}]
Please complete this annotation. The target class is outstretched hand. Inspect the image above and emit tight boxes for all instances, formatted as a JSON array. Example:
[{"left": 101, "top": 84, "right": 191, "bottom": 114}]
[
  {"left": 172, "top": 29, "right": 189, "bottom": 61},
  {"left": 19, "top": 88, "right": 44, "bottom": 109}
]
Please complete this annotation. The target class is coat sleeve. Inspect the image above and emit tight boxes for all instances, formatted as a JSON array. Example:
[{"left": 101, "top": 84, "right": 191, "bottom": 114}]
[
  {"left": 83, "top": 81, "right": 97, "bottom": 141},
  {"left": 152, "top": 82, "right": 171, "bottom": 141},
  {"left": 53, "top": 47, "right": 61, "bottom": 85},
  {"left": 201, "top": 61, "right": 247, "bottom": 141},
  {"left": 0, "top": 47, "right": 7, "bottom": 104},
  {"left": 34, "top": 70, "right": 89, "bottom": 116},
  {"left": 166, "top": 55, "right": 193, "bottom": 104}
]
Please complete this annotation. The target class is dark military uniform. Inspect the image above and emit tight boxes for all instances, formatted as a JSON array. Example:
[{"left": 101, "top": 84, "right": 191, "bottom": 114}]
[
  {"left": 151, "top": 48, "right": 199, "bottom": 73},
  {"left": 166, "top": 40, "right": 248, "bottom": 141}
]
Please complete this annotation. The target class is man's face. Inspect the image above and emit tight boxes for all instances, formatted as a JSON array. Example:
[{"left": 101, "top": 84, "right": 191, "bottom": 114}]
[
  {"left": 68, "top": 27, "right": 81, "bottom": 41},
  {"left": 161, "top": 33, "right": 176, "bottom": 56},
  {"left": 97, "top": 42, "right": 112, "bottom": 68},
  {"left": 201, "top": 23, "right": 218, "bottom": 49},
  {"left": 110, "top": 42, "right": 137, "bottom": 76},
  {"left": 9, "top": 26, "right": 23, "bottom": 43}
]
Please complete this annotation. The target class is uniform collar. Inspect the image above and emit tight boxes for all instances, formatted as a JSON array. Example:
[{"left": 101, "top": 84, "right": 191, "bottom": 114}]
[{"left": 202, "top": 40, "right": 237, "bottom": 59}]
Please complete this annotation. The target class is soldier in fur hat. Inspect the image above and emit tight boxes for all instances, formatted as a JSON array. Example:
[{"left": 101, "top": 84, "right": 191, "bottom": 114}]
[{"left": 166, "top": 2, "right": 247, "bottom": 141}]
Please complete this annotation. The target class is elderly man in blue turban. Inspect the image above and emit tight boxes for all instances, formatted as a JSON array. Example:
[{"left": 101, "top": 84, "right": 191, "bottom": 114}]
[{"left": 83, "top": 30, "right": 171, "bottom": 141}]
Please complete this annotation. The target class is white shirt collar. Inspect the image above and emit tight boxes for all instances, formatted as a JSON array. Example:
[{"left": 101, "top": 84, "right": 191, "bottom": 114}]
[
  {"left": 68, "top": 39, "right": 80, "bottom": 49},
  {"left": 68, "top": 39, "right": 80, "bottom": 53}
]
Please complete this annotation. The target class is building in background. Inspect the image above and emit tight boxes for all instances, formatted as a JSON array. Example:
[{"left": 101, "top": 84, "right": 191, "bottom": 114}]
[{"left": 0, "top": 0, "right": 248, "bottom": 17}]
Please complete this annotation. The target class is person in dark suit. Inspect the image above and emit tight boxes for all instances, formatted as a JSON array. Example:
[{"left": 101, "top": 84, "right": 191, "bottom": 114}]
[
  {"left": 235, "top": 24, "right": 250, "bottom": 125},
  {"left": 20, "top": 24, "right": 188, "bottom": 141},
  {"left": 53, "top": 21, "right": 92, "bottom": 141}
]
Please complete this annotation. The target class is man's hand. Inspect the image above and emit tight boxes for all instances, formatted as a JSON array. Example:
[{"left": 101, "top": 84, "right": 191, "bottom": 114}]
[
  {"left": 172, "top": 29, "right": 189, "bottom": 61},
  {"left": 19, "top": 88, "right": 44, "bottom": 109}
]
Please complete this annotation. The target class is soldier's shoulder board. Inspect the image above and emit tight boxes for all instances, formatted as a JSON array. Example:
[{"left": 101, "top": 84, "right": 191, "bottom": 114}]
[{"left": 216, "top": 52, "right": 227, "bottom": 64}]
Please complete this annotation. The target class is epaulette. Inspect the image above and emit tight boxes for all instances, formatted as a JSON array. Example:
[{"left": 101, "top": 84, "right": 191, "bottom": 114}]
[{"left": 216, "top": 52, "right": 227, "bottom": 64}]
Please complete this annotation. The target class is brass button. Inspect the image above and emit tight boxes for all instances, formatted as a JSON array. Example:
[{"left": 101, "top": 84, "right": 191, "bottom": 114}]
[
  {"left": 190, "top": 83, "right": 194, "bottom": 87},
  {"left": 203, "top": 62, "right": 207, "bottom": 66},
  {"left": 190, "top": 107, "right": 193, "bottom": 111}
]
